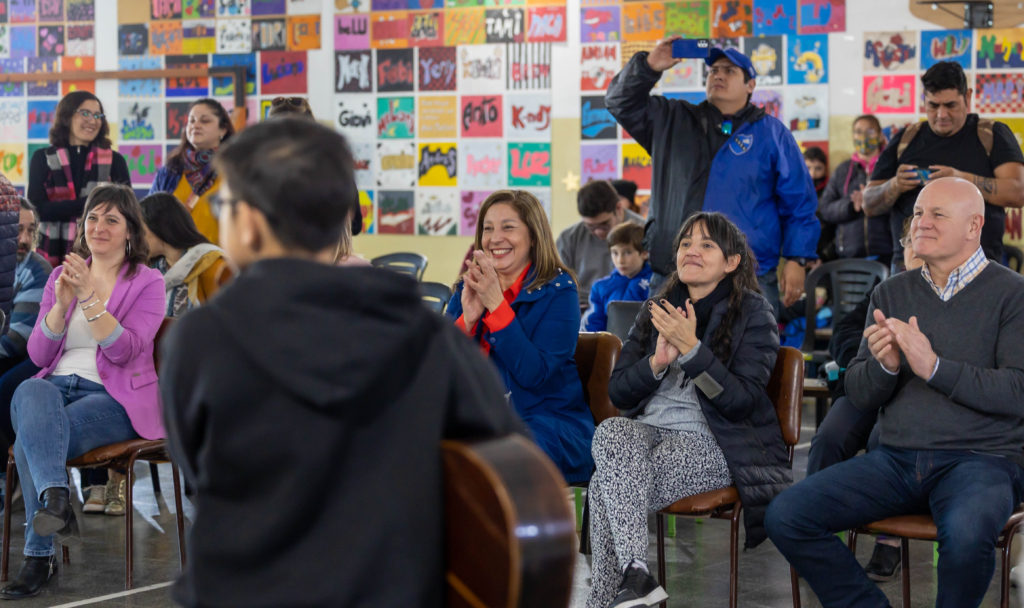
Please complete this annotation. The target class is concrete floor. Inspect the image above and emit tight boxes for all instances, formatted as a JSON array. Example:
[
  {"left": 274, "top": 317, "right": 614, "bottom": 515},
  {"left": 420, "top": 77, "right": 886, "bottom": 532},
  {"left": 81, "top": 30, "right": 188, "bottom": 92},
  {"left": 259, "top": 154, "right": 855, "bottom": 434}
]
[{"left": 0, "top": 401, "right": 1019, "bottom": 607}]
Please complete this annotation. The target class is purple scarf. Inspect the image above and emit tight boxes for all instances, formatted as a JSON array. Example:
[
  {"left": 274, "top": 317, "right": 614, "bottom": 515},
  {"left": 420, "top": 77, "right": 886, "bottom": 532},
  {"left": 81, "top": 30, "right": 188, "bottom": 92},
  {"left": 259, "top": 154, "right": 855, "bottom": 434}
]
[{"left": 182, "top": 148, "right": 217, "bottom": 197}]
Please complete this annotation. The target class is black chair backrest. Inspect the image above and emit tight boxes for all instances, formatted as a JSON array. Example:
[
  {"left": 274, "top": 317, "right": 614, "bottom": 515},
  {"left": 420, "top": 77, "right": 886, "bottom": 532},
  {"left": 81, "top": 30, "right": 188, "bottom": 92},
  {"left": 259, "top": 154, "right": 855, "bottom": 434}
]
[
  {"left": 372, "top": 252, "right": 428, "bottom": 280},
  {"left": 1006, "top": 245, "right": 1023, "bottom": 273},
  {"left": 606, "top": 300, "right": 643, "bottom": 343},
  {"left": 420, "top": 281, "right": 452, "bottom": 314},
  {"left": 802, "top": 259, "right": 888, "bottom": 353}
]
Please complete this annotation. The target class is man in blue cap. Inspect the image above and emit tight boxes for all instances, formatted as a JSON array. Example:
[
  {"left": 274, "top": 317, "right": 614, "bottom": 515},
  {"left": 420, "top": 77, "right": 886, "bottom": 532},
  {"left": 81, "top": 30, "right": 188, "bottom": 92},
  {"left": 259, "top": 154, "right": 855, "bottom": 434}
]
[{"left": 606, "top": 39, "right": 820, "bottom": 315}]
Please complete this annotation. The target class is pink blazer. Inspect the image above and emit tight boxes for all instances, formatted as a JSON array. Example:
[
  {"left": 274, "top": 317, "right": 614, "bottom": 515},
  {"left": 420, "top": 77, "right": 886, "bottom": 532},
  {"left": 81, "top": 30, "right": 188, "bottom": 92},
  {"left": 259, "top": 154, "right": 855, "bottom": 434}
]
[{"left": 28, "top": 263, "right": 167, "bottom": 440}]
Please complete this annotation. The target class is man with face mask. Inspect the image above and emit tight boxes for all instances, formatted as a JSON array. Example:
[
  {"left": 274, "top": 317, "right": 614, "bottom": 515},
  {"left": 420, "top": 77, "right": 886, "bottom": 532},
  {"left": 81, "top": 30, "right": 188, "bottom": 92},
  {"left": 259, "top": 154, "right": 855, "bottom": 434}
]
[
  {"left": 605, "top": 39, "right": 820, "bottom": 317},
  {"left": 863, "top": 61, "right": 1024, "bottom": 270},
  {"left": 819, "top": 114, "right": 893, "bottom": 268}
]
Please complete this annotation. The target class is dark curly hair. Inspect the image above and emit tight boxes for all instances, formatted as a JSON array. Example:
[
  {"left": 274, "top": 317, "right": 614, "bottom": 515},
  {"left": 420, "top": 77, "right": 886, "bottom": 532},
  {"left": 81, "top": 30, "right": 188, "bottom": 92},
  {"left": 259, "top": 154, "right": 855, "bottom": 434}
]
[
  {"left": 49, "top": 91, "right": 112, "bottom": 149},
  {"left": 646, "top": 212, "right": 761, "bottom": 363}
]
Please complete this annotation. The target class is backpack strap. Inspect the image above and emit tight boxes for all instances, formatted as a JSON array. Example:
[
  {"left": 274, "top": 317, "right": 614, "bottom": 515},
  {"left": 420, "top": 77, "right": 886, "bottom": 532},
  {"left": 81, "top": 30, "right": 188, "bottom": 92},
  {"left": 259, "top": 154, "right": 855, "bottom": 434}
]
[
  {"left": 896, "top": 121, "right": 924, "bottom": 160},
  {"left": 977, "top": 118, "right": 995, "bottom": 158}
]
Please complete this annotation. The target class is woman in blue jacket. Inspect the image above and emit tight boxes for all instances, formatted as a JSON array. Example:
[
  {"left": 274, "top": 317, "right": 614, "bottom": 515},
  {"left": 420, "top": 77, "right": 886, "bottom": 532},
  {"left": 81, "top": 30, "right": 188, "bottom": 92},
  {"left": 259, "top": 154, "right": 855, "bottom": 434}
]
[
  {"left": 587, "top": 212, "right": 787, "bottom": 608},
  {"left": 446, "top": 190, "right": 594, "bottom": 483}
]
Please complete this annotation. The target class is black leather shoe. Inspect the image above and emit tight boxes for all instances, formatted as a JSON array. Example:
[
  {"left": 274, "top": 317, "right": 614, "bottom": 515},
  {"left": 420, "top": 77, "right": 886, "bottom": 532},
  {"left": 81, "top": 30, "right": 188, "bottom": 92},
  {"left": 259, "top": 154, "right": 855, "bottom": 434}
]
[
  {"left": 0, "top": 555, "right": 57, "bottom": 599},
  {"left": 31, "top": 488, "right": 77, "bottom": 541},
  {"left": 864, "top": 542, "right": 901, "bottom": 582}
]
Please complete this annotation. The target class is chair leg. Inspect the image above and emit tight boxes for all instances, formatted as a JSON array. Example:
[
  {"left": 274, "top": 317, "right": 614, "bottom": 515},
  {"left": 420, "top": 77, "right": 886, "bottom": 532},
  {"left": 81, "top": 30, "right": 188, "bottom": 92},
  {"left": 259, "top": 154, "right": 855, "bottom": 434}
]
[
  {"left": 61, "top": 545, "right": 69, "bottom": 564},
  {"left": 847, "top": 529, "right": 858, "bottom": 552},
  {"left": 578, "top": 493, "right": 591, "bottom": 556},
  {"left": 1000, "top": 527, "right": 1018, "bottom": 608},
  {"left": 728, "top": 504, "right": 741, "bottom": 608},
  {"left": 656, "top": 513, "right": 667, "bottom": 608},
  {"left": 149, "top": 463, "right": 161, "bottom": 495},
  {"left": 125, "top": 457, "right": 137, "bottom": 590},
  {"left": 171, "top": 463, "right": 186, "bottom": 569},
  {"left": 2, "top": 456, "right": 16, "bottom": 582},
  {"left": 900, "top": 537, "right": 910, "bottom": 608},
  {"left": 790, "top": 566, "right": 801, "bottom": 608}
]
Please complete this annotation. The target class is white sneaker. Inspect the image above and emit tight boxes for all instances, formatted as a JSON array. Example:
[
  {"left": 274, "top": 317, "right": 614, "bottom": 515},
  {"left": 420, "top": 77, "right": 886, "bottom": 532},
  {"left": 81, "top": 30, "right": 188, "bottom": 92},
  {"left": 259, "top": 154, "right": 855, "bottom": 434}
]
[
  {"left": 82, "top": 485, "right": 105, "bottom": 513},
  {"left": 1012, "top": 564, "right": 1024, "bottom": 588}
]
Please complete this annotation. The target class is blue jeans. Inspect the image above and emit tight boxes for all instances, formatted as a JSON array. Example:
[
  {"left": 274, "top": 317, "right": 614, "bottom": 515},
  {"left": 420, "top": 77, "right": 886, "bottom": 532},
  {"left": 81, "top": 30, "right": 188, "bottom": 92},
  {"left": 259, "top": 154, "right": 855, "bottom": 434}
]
[
  {"left": 757, "top": 271, "right": 780, "bottom": 319},
  {"left": 10, "top": 375, "right": 137, "bottom": 556},
  {"left": 766, "top": 446, "right": 1024, "bottom": 608}
]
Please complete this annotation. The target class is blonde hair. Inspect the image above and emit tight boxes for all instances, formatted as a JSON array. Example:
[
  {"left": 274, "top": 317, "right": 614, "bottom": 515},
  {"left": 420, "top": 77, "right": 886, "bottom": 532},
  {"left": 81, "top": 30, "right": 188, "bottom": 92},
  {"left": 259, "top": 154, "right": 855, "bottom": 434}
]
[
  {"left": 333, "top": 213, "right": 355, "bottom": 263},
  {"left": 473, "top": 190, "right": 575, "bottom": 292}
]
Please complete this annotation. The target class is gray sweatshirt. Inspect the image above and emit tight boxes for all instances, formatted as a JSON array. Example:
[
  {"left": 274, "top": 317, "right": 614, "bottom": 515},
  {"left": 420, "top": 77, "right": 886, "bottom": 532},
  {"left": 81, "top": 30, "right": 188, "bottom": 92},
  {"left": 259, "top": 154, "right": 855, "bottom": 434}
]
[{"left": 845, "top": 264, "right": 1024, "bottom": 467}]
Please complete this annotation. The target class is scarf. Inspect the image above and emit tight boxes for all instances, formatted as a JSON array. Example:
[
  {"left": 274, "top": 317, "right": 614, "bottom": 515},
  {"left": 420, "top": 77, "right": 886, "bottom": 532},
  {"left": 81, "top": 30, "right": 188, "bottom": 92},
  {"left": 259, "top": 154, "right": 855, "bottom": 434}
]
[
  {"left": 662, "top": 277, "right": 734, "bottom": 341},
  {"left": 843, "top": 152, "right": 880, "bottom": 197},
  {"left": 182, "top": 148, "right": 217, "bottom": 197},
  {"left": 43, "top": 146, "right": 112, "bottom": 202}
]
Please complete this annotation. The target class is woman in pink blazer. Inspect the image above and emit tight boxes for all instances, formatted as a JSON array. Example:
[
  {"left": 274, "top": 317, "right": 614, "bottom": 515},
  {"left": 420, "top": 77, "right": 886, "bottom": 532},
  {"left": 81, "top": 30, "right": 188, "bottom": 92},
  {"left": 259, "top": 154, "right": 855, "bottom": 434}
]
[{"left": 1, "top": 184, "right": 165, "bottom": 599}]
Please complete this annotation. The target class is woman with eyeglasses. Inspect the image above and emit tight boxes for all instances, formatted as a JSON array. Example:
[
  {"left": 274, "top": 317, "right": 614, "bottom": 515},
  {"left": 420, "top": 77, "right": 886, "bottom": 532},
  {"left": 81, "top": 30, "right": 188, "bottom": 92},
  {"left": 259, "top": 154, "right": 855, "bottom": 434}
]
[
  {"left": 28, "top": 91, "right": 131, "bottom": 265},
  {"left": 149, "top": 99, "right": 235, "bottom": 245}
]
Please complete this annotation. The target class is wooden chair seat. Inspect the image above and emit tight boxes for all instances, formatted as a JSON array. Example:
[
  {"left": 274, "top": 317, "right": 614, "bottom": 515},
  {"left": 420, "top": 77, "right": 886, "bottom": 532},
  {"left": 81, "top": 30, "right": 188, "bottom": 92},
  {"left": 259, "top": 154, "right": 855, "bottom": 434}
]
[
  {"left": 661, "top": 486, "right": 739, "bottom": 515},
  {"left": 66, "top": 439, "right": 169, "bottom": 468},
  {"left": 833, "top": 505, "right": 1024, "bottom": 608}
]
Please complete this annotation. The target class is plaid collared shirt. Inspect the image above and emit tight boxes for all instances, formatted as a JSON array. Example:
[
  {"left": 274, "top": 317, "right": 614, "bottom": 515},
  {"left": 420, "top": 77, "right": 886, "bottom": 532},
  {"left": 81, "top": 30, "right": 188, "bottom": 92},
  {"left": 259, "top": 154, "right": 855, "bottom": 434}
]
[{"left": 920, "top": 246, "right": 988, "bottom": 302}]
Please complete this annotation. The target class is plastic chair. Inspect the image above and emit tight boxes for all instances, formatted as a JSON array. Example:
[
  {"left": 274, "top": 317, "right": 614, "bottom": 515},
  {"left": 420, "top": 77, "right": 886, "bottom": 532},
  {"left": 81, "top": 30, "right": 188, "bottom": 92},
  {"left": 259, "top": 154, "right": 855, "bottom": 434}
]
[
  {"left": 606, "top": 300, "right": 643, "bottom": 343},
  {"left": 419, "top": 282, "right": 452, "bottom": 314},
  {"left": 371, "top": 252, "right": 428, "bottom": 281},
  {"left": 801, "top": 259, "right": 888, "bottom": 356},
  {"left": 655, "top": 346, "right": 804, "bottom": 608},
  {"left": 1005, "top": 245, "right": 1023, "bottom": 273}
]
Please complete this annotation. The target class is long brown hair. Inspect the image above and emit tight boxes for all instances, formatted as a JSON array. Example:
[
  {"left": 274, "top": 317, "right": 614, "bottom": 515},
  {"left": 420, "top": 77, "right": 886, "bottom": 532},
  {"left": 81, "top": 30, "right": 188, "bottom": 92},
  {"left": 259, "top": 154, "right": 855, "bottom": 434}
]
[
  {"left": 656, "top": 212, "right": 760, "bottom": 362},
  {"left": 473, "top": 190, "right": 574, "bottom": 292},
  {"left": 72, "top": 184, "right": 150, "bottom": 277},
  {"left": 166, "top": 98, "right": 235, "bottom": 172}
]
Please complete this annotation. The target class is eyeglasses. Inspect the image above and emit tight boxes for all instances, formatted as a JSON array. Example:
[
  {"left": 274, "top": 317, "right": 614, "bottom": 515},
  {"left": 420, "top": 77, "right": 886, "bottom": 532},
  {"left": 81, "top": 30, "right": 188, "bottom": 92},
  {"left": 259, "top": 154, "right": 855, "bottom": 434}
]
[
  {"left": 75, "top": 109, "right": 104, "bottom": 121},
  {"left": 209, "top": 193, "right": 232, "bottom": 217},
  {"left": 271, "top": 97, "right": 307, "bottom": 108},
  {"left": 899, "top": 235, "right": 912, "bottom": 248}
]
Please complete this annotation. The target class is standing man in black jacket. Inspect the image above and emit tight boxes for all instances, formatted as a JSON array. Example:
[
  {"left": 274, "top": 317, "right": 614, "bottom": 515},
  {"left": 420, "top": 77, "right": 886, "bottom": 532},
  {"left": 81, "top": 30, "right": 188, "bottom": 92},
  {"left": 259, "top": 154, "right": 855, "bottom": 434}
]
[
  {"left": 605, "top": 39, "right": 820, "bottom": 315},
  {"left": 159, "top": 119, "right": 525, "bottom": 608}
]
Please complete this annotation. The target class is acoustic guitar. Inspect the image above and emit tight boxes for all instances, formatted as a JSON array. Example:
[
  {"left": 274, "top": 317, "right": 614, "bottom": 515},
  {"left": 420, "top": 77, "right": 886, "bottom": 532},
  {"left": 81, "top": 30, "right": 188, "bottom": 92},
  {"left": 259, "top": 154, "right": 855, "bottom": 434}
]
[{"left": 443, "top": 435, "right": 576, "bottom": 608}]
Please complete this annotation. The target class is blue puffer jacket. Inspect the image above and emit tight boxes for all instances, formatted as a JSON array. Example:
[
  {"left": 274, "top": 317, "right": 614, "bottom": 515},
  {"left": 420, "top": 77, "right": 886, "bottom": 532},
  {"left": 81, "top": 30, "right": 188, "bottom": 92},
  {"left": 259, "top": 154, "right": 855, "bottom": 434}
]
[
  {"left": 582, "top": 263, "right": 652, "bottom": 332},
  {"left": 0, "top": 174, "right": 21, "bottom": 334},
  {"left": 606, "top": 51, "right": 820, "bottom": 276},
  {"left": 446, "top": 269, "right": 595, "bottom": 483}
]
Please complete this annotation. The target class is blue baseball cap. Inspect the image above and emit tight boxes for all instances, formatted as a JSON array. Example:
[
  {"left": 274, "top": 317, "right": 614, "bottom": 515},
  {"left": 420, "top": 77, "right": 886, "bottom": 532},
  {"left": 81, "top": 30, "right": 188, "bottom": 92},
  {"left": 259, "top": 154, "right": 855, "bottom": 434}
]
[{"left": 705, "top": 47, "right": 757, "bottom": 81}]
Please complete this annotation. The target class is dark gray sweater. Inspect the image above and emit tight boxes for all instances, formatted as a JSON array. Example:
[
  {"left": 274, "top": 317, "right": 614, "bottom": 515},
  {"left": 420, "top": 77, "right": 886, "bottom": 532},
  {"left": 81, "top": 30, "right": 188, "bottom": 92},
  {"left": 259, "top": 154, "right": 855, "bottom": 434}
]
[{"left": 845, "top": 263, "right": 1024, "bottom": 467}]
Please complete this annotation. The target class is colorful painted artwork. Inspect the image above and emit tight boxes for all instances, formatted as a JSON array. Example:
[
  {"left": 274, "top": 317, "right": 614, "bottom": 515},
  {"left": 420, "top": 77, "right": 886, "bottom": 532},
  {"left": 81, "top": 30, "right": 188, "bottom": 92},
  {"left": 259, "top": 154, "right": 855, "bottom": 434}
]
[
  {"left": 975, "top": 72, "right": 1024, "bottom": 114},
  {"left": 415, "top": 189, "right": 458, "bottom": 235},
  {"left": 711, "top": 0, "right": 751, "bottom": 38},
  {"left": 581, "top": 143, "right": 619, "bottom": 182},
  {"left": 863, "top": 31, "right": 917, "bottom": 72},
  {"left": 377, "top": 189, "right": 415, "bottom": 234},
  {"left": 507, "top": 142, "right": 551, "bottom": 187},
  {"left": 753, "top": 0, "right": 796, "bottom": 37},
  {"left": 787, "top": 34, "right": 827, "bottom": 84},
  {"left": 784, "top": 84, "right": 827, "bottom": 140},
  {"left": 505, "top": 93, "right": 551, "bottom": 141},
  {"left": 797, "top": 0, "right": 843, "bottom": 34},
  {"left": 377, "top": 96, "right": 415, "bottom": 138},
  {"left": 747, "top": 35, "right": 783, "bottom": 86},
  {"left": 335, "top": 94, "right": 376, "bottom": 141},
  {"left": 418, "top": 143, "right": 457, "bottom": 187},
  {"left": 863, "top": 74, "right": 915, "bottom": 114},
  {"left": 921, "top": 29, "right": 971, "bottom": 69},
  {"left": 976, "top": 29, "right": 1024, "bottom": 70}
]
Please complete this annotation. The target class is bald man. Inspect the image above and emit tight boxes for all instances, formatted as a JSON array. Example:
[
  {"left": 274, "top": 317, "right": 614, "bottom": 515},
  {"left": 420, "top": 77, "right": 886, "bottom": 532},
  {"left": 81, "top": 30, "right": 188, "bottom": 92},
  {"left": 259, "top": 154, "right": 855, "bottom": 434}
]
[{"left": 766, "top": 177, "right": 1024, "bottom": 608}]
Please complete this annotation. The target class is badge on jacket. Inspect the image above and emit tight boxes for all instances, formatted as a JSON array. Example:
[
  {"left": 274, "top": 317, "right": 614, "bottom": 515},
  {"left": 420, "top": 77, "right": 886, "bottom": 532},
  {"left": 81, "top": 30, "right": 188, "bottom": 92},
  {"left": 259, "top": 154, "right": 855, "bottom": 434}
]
[{"left": 729, "top": 134, "right": 753, "bottom": 156}]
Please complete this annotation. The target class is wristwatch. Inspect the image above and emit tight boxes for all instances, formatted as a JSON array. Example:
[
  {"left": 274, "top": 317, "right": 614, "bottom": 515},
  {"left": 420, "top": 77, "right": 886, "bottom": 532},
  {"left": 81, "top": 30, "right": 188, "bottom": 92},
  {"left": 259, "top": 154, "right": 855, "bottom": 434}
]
[{"left": 785, "top": 256, "right": 810, "bottom": 267}]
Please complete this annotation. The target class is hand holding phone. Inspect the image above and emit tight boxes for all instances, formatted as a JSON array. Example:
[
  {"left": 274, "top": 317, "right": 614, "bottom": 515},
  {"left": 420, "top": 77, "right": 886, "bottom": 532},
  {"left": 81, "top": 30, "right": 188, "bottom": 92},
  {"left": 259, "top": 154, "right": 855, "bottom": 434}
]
[{"left": 914, "top": 168, "right": 932, "bottom": 183}]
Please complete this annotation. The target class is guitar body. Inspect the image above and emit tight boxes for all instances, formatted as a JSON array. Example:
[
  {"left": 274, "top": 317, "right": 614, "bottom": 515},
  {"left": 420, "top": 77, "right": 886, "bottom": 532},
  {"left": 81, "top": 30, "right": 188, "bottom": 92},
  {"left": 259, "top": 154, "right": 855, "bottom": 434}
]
[{"left": 443, "top": 435, "right": 576, "bottom": 608}]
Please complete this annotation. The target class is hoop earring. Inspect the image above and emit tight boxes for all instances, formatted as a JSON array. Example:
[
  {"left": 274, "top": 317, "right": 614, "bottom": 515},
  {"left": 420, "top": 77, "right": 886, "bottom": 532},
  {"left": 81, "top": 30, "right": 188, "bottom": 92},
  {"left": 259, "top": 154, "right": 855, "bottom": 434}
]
[{"left": 126, "top": 240, "right": 131, "bottom": 257}]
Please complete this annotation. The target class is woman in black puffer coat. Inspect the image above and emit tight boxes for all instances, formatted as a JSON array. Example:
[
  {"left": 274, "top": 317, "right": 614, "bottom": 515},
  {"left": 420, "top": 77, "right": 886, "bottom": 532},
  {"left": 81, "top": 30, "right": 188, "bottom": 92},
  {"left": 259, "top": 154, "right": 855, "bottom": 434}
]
[{"left": 586, "top": 212, "right": 790, "bottom": 608}]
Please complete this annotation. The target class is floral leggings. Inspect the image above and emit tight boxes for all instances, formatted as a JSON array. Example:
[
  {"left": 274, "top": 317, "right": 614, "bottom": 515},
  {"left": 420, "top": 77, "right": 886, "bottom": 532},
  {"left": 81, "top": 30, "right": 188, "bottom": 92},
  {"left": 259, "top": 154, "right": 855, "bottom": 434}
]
[{"left": 586, "top": 417, "right": 732, "bottom": 608}]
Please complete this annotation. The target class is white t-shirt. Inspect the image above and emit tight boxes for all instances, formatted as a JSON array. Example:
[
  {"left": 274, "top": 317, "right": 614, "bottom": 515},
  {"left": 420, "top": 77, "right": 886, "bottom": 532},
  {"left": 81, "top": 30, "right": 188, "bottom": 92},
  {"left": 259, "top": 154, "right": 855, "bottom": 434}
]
[{"left": 52, "top": 304, "right": 103, "bottom": 384}]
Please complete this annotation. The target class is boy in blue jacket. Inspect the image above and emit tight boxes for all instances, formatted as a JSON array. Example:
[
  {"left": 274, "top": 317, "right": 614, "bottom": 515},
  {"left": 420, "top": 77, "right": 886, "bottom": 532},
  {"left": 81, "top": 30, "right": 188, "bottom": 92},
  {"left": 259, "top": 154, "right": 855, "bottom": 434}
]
[{"left": 582, "top": 222, "right": 652, "bottom": 331}]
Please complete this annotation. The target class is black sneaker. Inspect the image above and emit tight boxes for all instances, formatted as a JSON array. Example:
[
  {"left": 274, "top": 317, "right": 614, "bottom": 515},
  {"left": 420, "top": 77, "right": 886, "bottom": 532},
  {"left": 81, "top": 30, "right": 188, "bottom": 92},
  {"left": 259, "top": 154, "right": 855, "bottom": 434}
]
[
  {"left": 864, "top": 542, "right": 901, "bottom": 582},
  {"left": 607, "top": 564, "right": 668, "bottom": 608}
]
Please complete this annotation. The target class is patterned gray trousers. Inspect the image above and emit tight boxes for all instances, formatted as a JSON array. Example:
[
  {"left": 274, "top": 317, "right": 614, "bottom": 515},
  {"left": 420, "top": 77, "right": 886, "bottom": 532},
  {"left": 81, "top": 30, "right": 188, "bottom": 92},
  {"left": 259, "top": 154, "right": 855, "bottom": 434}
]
[{"left": 585, "top": 417, "right": 732, "bottom": 608}]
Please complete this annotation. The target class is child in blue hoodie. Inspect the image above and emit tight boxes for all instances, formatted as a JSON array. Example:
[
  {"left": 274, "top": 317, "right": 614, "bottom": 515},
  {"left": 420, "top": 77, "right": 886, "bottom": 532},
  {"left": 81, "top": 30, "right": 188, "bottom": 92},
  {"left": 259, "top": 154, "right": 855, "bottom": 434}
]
[{"left": 582, "top": 222, "right": 652, "bottom": 331}]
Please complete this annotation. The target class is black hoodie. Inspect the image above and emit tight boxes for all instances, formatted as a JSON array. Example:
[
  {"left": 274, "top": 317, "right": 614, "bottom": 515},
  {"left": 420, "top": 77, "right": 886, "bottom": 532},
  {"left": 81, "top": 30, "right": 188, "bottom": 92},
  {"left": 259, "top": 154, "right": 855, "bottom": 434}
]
[{"left": 160, "top": 258, "right": 524, "bottom": 607}]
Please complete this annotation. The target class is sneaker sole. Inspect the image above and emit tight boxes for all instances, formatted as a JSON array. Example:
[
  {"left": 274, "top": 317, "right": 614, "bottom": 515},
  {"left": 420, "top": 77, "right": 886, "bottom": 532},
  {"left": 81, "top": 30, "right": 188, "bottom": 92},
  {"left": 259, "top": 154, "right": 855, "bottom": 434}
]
[
  {"left": 611, "top": 587, "right": 669, "bottom": 608},
  {"left": 82, "top": 504, "right": 105, "bottom": 514},
  {"left": 866, "top": 564, "right": 900, "bottom": 583}
]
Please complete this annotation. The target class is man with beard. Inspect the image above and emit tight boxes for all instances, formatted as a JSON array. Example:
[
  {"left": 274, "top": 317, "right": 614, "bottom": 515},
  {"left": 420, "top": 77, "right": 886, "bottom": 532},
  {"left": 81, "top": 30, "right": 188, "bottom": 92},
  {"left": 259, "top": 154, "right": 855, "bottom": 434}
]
[{"left": 0, "top": 198, "right": 52, "bottom": 376}]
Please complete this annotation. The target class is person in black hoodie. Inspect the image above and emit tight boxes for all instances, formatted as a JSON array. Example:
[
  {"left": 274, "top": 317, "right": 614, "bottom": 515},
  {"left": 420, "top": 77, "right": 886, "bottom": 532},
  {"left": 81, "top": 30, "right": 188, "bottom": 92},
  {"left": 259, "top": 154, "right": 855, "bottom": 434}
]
[
  {"left": 158, "top": 119, "right": 524, "bottom": 608},
  {"left": 586, "top": 212, "right": 787, "bottom": 608}
]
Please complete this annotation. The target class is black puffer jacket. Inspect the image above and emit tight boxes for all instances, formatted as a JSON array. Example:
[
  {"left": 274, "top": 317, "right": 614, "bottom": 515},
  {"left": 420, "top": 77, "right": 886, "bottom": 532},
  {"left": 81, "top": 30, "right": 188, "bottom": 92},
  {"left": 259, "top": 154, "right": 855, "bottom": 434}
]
[
  {"left": 819, "top": 159, "right": 893, "bottom": 261},
  {"left": 609, "top": 288, "right": 790, "bottom": 548},
  {"left": 0, "top": 174, "right": 20, "bottom": 334}
]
